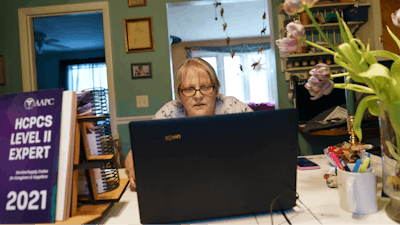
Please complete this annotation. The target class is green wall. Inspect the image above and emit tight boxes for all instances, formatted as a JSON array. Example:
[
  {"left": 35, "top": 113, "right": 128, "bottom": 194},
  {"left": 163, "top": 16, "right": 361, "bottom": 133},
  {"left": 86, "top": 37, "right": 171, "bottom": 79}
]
[{"left": 1, "top": 0, "right": 316, "bottom": 157}]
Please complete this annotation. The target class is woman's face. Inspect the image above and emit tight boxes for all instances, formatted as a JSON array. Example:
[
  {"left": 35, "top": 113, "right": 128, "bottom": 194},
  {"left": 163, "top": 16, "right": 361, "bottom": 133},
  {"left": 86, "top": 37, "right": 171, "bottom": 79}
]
[{"left": 179, "top": 69, "right": 217, "bottom": 117}]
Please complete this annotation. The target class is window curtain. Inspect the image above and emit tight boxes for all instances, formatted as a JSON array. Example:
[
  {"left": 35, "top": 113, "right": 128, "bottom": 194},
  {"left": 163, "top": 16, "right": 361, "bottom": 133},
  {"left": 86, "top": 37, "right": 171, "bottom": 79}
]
[{"left": 67, "top": 62, "right": 108, "bottom": 92}]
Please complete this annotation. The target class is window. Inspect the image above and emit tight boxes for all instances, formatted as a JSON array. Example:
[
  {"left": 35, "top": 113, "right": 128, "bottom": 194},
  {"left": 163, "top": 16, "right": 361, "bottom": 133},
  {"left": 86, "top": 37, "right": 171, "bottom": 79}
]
[
  {"left": 67, "top": 62, "right": 108, "bottom": 92},
  {"left": 192, "top": 50, "right": 276, "bottom": 104}
]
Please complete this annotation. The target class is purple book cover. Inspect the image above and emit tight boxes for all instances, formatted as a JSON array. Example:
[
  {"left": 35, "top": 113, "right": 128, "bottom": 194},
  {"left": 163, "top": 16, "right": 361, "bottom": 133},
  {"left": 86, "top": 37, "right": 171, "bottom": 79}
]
[{"left": 0, "top": 89, "right": 64, "bottom": 224}]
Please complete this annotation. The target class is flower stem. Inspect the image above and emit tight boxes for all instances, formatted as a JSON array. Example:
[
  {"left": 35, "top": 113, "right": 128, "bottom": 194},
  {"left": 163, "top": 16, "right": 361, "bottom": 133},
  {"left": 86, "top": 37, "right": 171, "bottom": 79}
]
[
  {"left": 333, "top": 83, "right": 375, "bottom": 94},
  {"left": 331, "top": 72, "right": 349, "bottom": 78}
]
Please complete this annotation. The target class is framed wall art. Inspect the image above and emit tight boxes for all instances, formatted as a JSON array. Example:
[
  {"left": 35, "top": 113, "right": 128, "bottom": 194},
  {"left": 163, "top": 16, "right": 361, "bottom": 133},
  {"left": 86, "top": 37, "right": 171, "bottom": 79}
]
[
  {"left": 124, "top": 17, "right": 154, "bottom": 53},
  {"left": 131, "top": 62, "right": 152, "bottom": 79},
  {"left": 0, "top": 55, "right": 5, "bottom": 85},
  {"left": 128, "top": 0, "right": 146, "bottom": 7}
]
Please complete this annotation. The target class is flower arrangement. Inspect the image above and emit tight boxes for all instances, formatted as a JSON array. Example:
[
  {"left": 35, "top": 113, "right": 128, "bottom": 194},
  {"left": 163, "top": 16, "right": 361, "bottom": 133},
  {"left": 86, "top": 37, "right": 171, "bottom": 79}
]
[{"left": 276, "top": 0, "right": 400, "bottom": 162}]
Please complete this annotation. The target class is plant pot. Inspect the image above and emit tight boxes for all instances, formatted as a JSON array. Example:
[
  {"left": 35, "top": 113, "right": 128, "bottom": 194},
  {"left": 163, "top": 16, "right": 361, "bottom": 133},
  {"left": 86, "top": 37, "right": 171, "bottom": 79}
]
[{"left": 380, "top": 102, "right": 400, "bottom": 222}]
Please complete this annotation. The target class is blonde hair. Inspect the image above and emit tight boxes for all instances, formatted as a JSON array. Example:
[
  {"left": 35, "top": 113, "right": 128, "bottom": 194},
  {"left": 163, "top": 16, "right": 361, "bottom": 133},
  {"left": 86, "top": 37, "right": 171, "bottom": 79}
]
[{"left": 174, "top": 57, "right": 220, "bottom": 98}]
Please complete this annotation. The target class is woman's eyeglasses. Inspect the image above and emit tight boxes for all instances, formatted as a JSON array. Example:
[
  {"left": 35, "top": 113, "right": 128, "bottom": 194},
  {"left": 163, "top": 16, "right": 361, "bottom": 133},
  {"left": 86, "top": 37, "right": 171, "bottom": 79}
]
[{"left": 180, "top": 86, "right": 214, "bottom": 97}]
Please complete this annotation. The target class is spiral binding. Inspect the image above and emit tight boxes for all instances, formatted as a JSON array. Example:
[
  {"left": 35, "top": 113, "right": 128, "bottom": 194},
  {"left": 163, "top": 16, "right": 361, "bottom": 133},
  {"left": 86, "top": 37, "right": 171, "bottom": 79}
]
[{"left": 84, "top": 87, "right": 120, "bottom": 193}]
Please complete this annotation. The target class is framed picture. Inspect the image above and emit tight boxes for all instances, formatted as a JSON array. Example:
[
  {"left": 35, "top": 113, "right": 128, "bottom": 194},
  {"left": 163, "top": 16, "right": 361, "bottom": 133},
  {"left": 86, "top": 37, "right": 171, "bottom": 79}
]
[
  {"left": 128, "top": 0, "right": 146, "bottom": 7},
  {"left": 0, "top": 55, "right": 5, "bottom": 85},
  {"left": 124, "top": 17, "right": 154, "bottom": 53},
  {"left": 131, "top": 62, "right": 152, "bottom": 79}
]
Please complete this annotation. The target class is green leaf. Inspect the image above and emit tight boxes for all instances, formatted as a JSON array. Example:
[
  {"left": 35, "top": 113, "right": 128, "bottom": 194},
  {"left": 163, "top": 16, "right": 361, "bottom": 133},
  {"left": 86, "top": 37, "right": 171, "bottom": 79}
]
[
  {"left": 386, "top": 141, "right": 400, "bottom": 162},
  {"left": 390, "top": 60, "right": 400, "bottom": 98},
  {"left": 365, "top": 43, "right": 378, "bottom": 65},
  {"left": 371, "top": 50, "right": 400, "bottom": 61},
  {"left": 336, "top": 10, "right": 348, "bottom": 43},
  {"left": 357, "top": 64, "right": 392, "bottom": 96},
  {"left": 387, "top": 26, "right": 400, "bottom": 51},
  {"left": 364, "top": 95, "right": 380, "bottom": 116},
  {"left": 387, "top": 100, "right": 400, "bottom": 139},
  {"left": 353, "top": 98, "right": 370, "bottom": 141},
  {"left": 341, "top": 18, "right": 354, "bottom": 40},
  {"left": 334, "top": 54, "right": 356, "bottom": 73}
]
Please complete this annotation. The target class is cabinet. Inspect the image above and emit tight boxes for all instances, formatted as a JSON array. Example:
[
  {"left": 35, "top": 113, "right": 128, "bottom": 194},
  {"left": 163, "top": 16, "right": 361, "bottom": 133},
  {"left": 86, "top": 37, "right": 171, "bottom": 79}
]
[{"left": 277, "top": 1, "right": 371, "bottom": 81}]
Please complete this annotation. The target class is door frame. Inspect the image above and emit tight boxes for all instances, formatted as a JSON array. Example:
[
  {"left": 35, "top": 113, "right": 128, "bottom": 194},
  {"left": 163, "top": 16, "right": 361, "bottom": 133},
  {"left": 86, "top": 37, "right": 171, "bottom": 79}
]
[{"left": 18, "top": 1, "right": 118, "bottom": 135}]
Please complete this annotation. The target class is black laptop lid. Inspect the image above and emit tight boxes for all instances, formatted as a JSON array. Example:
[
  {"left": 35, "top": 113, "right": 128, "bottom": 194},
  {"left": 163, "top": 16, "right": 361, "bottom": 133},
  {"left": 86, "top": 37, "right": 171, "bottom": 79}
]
[{"left": 129, "top": 109, "right": 298, "bottom": 224}]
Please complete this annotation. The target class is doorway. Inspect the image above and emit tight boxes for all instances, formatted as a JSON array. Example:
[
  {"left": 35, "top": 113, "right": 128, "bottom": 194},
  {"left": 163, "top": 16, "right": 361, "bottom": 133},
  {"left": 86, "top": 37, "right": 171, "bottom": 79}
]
[{"left": 18, "top": 1, "right": 117, "bottom": 134}]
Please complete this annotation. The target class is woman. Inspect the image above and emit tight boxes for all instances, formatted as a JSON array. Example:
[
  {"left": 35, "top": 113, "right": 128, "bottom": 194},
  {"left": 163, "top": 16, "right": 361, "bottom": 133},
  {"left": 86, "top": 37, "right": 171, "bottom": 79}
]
[{"left": 126, "top": 57, "right": 253, "bottom": 189}]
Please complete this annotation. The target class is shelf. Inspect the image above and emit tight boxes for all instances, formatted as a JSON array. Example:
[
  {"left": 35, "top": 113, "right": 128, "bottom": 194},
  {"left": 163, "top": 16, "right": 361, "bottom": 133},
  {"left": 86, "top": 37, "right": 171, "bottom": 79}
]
[
  {"left": 77, "top": 115, "right": 108, "bottom": 122},
  {"left": 78, "top": 178, "right": 129, "bottom": 202},
  {"left": 285, "top": 64, "right": 341, "bottom": 72},
  {"left": 287, "top": 52, "right": 332, "bottom": 58},
  {"left": 278, "top": 1, "right": 370, "bottom": 14},
  {"left": 280, "top": 21, "right": 365, "bottom": 33}
]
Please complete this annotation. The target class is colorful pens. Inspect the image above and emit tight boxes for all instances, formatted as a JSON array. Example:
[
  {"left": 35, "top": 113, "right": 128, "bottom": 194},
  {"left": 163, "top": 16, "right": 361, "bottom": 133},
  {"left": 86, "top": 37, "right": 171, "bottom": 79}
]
[
  {"left": 330, "top": 152, "right": 343, "bottom": 170},
  {"left": 359, "top": 157, "right": 371, "bottom": 173},
  {"left": 339, "top": 157, "right": 351, "bottom": 172},
  {"left": 367, "top": 153, "right": 371, "bottom": 169},
  {"left": 353, "top": 159, "right": 362, "bottom": 173}
]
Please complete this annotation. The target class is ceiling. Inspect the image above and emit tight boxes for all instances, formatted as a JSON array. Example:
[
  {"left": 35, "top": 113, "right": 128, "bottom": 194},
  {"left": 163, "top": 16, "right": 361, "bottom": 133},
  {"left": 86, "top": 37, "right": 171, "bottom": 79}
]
[
  {"left": 167, "top": 0, "right": 269, "bottom": 42},
  {"left": 32, "top": 0, "right": 269, "bottom": 54},
  {"left": 33, "top": 12, "right": 105, "bottom": 54}
]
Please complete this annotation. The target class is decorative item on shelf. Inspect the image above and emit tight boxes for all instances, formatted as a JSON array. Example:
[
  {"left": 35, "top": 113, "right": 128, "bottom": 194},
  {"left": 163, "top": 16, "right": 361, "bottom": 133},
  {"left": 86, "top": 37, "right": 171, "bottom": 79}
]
[
  {"left": 302, "top": 60, "right": 308, "bottom": 67},
  {"left": 309, "top": 58, "right": 316, "bottom": 66},
  {"left": 124, "top": 17, "right": 154, "bottom": 53},
  {"left": 325, "top": 57, "right": 332, "bottom": 65},
  {"left": 318, "top": 57, "right": 324, "bottom": 64},
  {"left": 277, "top": 1, "right": 400, "bottom": 221},
  {"left": 300, "top": 11, "right": 311, "bottom": 25},
  {"left": 293, "top": 60, "right": 300, "bottom": 67},
  {"left": 287, "top": 62, "right": 293, "bottom": 68},
  {"left": 128, "top": 0, "right": 146, "bottom": 7}
]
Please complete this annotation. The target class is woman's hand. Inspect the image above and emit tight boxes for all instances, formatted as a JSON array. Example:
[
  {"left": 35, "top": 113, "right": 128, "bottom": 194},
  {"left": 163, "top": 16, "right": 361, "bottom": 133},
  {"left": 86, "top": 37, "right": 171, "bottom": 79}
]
[{"left": 126, "top": 150, "right": 136, "bottom": 190}]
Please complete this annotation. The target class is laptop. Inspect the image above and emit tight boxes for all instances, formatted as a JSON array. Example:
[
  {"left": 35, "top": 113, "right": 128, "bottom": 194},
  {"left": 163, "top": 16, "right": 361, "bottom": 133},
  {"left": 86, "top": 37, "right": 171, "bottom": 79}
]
[{"left": 129, "top": 109, "right": 298, "bottom": 224}]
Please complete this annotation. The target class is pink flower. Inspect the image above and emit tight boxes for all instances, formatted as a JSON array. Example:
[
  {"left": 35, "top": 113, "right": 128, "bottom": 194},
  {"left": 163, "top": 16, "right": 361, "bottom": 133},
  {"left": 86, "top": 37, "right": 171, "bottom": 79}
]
[
  {"left": 286, "top": 20, "right": 305, "bottom": 39},
  {"left": 283, "top": 0, "right": 318, "bottom": 15},
  {"left": 304, "top": 76, "right": 334, "bottom": 100},
  {"left": 309, "top": 63, "right": 331, "bottom": 81},
  {"left": 275, "top": 37, "right": 298, "bottom": 57},
  {"left": 392, "top": 8, "right": 400, "bottom": 28}
]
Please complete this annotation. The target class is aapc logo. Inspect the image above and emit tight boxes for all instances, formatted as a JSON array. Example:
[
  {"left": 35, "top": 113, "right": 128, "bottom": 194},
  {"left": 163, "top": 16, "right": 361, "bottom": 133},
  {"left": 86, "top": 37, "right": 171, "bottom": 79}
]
[{"left": 24, "top": 97, "right": 55, "bottom": 110}]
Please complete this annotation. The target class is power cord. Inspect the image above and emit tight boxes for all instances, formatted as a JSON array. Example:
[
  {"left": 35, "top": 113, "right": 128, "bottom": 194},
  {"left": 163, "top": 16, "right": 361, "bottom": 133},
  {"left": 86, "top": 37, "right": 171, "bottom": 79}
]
[{"left": 269, "top": 191, "right": 322, "bottom": 225}]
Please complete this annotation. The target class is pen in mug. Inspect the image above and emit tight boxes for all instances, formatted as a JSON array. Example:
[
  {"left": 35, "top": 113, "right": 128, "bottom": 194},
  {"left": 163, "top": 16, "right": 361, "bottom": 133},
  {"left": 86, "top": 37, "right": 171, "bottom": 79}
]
[
  {"left": 330, "top": 152, "right": 343, "bottom": 170},
  {"left": 353, "top": 159, "right": 362, "bottom": 173},
  {"left": 339, "top": 157, "right": 351, "bottom": 172},
  {"left": 367, "top": 153, "right": 371, "bottom": 169},
  {"left": 359, "top": 157, "right": 371, "bottom": 173}
]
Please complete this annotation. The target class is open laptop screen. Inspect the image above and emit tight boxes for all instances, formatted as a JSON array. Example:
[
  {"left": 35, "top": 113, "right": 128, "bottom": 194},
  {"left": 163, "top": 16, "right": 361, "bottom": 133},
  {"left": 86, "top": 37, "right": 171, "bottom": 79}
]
[{"left": 129, "top": 109, "right": 298, "bottom": 224}]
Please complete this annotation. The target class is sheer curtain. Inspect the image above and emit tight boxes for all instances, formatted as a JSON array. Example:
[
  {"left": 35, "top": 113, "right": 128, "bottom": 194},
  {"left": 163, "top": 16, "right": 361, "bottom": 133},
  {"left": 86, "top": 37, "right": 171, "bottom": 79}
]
[
  {"left": 191, "top": 46, "right": 277, "bottom": 104},
  {"left": 67, "top": 62, "right": 108, "bottom": 92}
]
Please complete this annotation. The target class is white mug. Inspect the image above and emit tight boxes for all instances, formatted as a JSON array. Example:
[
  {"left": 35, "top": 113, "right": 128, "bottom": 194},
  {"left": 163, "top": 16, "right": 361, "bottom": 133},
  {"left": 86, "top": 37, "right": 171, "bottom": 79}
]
[{"left": 337, "top": 164, "right": 378, "bottom": 214}]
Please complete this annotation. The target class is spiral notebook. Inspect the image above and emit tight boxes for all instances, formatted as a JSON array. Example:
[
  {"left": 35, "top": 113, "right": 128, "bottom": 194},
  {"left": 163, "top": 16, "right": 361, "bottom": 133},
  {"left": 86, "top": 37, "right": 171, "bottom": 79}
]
[{"left": 129, "top": 109, "right": 298, "bottom": 224}]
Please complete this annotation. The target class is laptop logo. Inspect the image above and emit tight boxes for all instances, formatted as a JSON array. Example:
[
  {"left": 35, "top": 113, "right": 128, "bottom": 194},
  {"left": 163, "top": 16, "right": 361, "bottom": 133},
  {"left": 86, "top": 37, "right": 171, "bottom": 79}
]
[{"left": 164, "top": 134, "right": 181, "bottom": 141}]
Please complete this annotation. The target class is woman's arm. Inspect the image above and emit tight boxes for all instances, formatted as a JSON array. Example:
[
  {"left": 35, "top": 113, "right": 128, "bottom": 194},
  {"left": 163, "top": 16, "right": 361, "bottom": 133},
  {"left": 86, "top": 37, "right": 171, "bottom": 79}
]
[{"left": 125, "top": 150, "right": 136, "bottom": 189}]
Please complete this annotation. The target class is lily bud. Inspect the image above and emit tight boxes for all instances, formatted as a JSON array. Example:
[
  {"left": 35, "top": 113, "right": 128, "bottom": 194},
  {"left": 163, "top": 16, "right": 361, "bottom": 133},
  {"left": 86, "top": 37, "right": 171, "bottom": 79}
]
[
  {"left": 309, "top": 63, "right": 330, "bottom": 81},
  {"left": 275, "top": 37, "right": 298, "bottom": 57},
  {"left": 392, "top": 8, "right": 400, "bottom": 28},
  {"left": 286, "top": 20, "right": 305, "bottom": 39}
]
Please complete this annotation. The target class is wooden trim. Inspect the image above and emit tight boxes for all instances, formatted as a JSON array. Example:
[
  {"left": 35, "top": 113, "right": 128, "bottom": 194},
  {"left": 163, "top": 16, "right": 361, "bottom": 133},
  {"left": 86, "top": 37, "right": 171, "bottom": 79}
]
[{"left": 18, "top": 1, "right": 118, "bottom": 136}]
